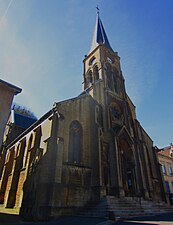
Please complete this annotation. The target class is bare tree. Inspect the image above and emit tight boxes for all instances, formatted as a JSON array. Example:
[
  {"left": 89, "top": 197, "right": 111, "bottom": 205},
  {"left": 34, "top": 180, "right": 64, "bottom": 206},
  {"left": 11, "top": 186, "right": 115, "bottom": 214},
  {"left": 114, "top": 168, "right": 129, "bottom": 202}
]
[{"left": 12, "top": 103, "right": 37, "bottom": 119}]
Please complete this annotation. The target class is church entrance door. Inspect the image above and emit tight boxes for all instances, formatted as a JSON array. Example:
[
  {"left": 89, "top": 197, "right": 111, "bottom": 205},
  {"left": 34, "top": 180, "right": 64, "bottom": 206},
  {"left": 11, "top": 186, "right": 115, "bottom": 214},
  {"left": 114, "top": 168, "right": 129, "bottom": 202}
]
[
  {"left": 125, "top": 165, "right": 136, "bottom": 196},
  {"left": 120, "top": 138, "right": 137, "bottom": 197}
]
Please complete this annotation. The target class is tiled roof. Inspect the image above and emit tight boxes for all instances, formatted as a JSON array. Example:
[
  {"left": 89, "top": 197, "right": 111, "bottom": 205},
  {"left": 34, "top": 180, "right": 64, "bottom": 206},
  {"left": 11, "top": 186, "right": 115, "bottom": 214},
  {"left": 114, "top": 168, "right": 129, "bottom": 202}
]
[{"left": 158, "top": 147, "right": 173, "bottom": 158}]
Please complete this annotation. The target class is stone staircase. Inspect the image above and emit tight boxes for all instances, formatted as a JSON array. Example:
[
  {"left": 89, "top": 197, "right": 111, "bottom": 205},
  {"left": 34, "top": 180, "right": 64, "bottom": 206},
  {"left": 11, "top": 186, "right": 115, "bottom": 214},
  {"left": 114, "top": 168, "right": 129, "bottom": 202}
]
[{"left": 78, "top": 196, "right": 173, "bottom": 219}]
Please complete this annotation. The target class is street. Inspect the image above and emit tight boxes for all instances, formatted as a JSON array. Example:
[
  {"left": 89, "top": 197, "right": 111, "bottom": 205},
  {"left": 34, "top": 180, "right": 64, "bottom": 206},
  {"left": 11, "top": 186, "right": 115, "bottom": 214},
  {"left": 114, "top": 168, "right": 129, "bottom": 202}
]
[{"left": 0, "top": 212, "right": 173, "bottom": 225}]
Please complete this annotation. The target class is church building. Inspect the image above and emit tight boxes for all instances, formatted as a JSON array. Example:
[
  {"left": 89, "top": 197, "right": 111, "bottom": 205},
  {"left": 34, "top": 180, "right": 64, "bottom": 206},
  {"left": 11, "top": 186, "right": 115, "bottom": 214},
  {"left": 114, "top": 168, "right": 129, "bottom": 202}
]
[{"left": 0, "top": 13, "right": 167, "bottom": 220}]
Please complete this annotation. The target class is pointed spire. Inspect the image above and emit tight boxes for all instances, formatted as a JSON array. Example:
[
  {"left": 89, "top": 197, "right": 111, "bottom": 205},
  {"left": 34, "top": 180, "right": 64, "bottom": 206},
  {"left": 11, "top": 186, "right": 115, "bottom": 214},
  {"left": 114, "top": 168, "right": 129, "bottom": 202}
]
[{"left": 89, "top": 10, "right": 113, "bottom": 54}]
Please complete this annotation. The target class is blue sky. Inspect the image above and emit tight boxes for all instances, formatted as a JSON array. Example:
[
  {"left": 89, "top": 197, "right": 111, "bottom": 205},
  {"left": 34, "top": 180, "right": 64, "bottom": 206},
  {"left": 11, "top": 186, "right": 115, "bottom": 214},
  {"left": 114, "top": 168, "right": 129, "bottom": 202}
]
[{"left": 0, "top": 0, "right": 173, "bottom": 148}]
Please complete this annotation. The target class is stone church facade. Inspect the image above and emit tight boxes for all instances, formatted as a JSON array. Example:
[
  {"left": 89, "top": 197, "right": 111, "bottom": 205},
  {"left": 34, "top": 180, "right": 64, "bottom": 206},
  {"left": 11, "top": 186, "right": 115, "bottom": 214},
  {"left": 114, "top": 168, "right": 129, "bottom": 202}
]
[{"left": 0, "top": 14, "right": 166, "bottom": 220}]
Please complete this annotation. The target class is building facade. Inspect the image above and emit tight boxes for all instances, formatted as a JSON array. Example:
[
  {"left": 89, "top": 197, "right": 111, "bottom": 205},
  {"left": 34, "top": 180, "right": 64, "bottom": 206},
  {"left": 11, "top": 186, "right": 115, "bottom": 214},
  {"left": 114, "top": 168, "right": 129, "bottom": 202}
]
[
  {"left": 0, "top": 14, "right": 167, "bottom": 220},
  {"left": 0, "top": 79, "right": 21, "bottom": 150},
  {"left": 158, "top": 145, "right": 173, "bottom": 195}
]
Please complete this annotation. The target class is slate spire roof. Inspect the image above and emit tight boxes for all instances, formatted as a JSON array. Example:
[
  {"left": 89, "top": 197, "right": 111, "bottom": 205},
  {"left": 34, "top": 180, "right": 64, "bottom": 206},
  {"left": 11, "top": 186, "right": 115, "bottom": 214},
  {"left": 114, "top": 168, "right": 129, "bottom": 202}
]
[{"left": 89, "top": 12, "right": 113, "bottom": 54}]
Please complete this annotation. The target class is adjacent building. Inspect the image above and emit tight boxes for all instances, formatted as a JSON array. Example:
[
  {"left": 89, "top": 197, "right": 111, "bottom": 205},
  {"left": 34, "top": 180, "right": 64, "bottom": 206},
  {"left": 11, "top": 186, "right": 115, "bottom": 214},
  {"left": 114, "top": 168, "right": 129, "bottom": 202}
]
[
  {"left": 158, "top": 145, "right": 173, "bottom": 195},
  {"left": 0, "top": 79, "right": 21, "bottom": 151},
  {"left": 3, "top": 108, "right": 37, "bottom": 147},
  {"left": 0, "top": 13, "right": 167, "bottom": 220}
]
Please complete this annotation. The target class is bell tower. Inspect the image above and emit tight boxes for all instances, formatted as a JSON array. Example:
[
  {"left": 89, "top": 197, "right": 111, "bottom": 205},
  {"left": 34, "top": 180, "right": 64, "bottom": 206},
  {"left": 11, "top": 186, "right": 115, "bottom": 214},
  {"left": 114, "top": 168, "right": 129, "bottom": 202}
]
[
  {"left": 82, "top": 12, "right": 127, "bottom": 131},
  {"left": 82, "top": 11, "right": 139, "bottom": 197},
  {"left": 83, "top": 12, "right": 127, "bottom": 100}
]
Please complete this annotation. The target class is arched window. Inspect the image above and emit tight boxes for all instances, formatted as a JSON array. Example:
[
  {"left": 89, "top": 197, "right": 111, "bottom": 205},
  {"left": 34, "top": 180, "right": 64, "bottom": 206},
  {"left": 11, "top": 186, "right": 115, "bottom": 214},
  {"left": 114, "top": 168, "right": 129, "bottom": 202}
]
[
  {"left": 93, "top": 66, "right": 99, "bottom": 80},
  {"left": 113, "top": 76, "right": 118, "bottom": 93},
  {"left": 84, "top": 76, "right": 89, "bottom": 88},
  {"left": 24, "top": 134, "right": 33, "bottom": 167},
  {"left": 113, "top": 68, "right": 119, "bottom": 93},
  {"left": 89, "top": 57, "right": 96, "bottom": 66},
  {"left": 106, "top": 64, "right": 114, "bottom": 91},
  {"left": 89, "top": 70, "right": 93, "bottom": 83},
  {"left": 68, "top": 121, "right": 82, "bottom": 164}
]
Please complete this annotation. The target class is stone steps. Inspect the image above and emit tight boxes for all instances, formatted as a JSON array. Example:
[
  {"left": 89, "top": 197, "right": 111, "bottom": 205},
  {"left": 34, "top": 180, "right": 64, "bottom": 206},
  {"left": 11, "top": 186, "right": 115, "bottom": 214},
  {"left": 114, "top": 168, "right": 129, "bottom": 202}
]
[{"left": 78, "top": 196, "right": 173, "bottom": 219}]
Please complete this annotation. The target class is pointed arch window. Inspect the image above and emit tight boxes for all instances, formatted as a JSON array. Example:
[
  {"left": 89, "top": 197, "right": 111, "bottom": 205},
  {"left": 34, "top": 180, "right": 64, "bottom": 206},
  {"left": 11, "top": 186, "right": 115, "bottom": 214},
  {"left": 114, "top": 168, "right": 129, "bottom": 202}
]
[
  {"left": 93, "top": 66, "right": 99, "bottom": 80},
  {"left": 89, "top": 57, "right": 96, "bottom": 66},
  {"left": 113, "top": 76, "right": 118, "bottom": 93},
  {"left": 113, "top": 68, "right": 119, "bottom": 93},
  {"left": 68, "top": 120, "right": 83, "bottom": 164},
  {"left": 85, "top": 76, "right": 89, "bottom": 88},
  {"left": 106, "top": 64, "right": 114, "bottom": 91},
  {"left": 89, "top": 70, "right": 93, "bottom": 83},
  {"left": 24, "top": 133, "right": 33, "bottom": 167},
  {"left": 106, "top": 63, "right": 120, "bottom": 93}
]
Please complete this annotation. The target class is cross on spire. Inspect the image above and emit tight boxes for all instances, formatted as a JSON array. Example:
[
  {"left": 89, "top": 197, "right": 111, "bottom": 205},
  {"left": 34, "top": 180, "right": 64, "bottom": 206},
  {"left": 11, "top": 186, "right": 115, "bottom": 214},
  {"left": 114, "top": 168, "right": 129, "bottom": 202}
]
[
  {"left": 96, "top": 5, "right": 99, "bottom": 15},
  {"left": 89, "top": 9, "right": 113, "bottom": 54}
]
